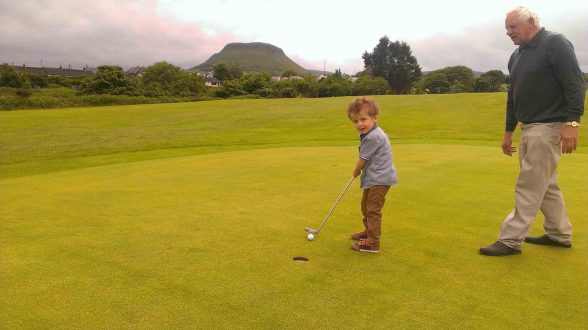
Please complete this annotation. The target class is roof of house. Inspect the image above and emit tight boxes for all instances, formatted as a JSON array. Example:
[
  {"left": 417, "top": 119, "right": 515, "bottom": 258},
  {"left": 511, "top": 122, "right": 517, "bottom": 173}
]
[
  {"left": 126, "top": 66, "right": 144, "bottom": 75},
  {"left": 13, "top": 65, "right": 95, "bottom": 77}
]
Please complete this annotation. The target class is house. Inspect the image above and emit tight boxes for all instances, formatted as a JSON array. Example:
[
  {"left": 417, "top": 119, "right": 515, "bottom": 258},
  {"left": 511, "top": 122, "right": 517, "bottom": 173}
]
[
  {"left": 13, "top": 65, "right": 95, "bottom": 77},
  {"left": 197, "top": 71, "right": 221, "bottom": 87},
  {"left": 126, "top": 66, "right": 144, "bottom": 77}
]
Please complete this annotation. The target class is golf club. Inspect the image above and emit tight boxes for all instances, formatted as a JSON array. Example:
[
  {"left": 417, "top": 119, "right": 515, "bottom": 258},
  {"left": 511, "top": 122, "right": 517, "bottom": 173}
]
[{"left": 304, "top": 176, "right": 355, "bottom": 236}]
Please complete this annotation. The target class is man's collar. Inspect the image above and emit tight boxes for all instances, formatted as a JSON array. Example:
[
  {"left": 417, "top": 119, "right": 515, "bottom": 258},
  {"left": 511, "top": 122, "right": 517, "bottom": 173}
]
[{"left": 521, "top": 27, "right": 545, "bottom": 50}]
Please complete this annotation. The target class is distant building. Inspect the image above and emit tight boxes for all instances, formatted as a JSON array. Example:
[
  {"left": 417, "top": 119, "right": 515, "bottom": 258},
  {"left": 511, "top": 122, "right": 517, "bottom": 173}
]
[
  {"left": 197, "top": 71, "right": 221, "bottom": 87},
  {"left": 126, "top": 66, "right": 144, "bottom": 77},
  {"left": 12, "top": 65, "right": 94, "bottom": 77},
  {"left": 271, "top": 75, "right": 303, "bottom": 81}
]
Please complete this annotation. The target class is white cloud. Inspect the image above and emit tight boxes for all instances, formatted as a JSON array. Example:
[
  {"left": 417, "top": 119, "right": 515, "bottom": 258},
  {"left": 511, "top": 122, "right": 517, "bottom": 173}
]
[
  {"left": 0, "top": 0, "right": 586, "bottom": 74},
  {"left": 0, "top": 0, "right": 237, "bottom": 69},
  {"left": 411, "top": 11, "right": 588, "bottom": 73}
]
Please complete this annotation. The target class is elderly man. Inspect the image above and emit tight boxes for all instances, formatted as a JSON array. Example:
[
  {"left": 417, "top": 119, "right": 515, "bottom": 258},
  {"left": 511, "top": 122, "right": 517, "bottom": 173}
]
[{"left": 480, "top": 7, "right": 585, "bottom": 256}]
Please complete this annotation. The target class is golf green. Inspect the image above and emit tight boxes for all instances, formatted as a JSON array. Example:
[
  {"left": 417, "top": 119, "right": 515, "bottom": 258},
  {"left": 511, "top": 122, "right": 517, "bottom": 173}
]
[{"left": 2, "top": 144, "right": 587, "bottom": 328}]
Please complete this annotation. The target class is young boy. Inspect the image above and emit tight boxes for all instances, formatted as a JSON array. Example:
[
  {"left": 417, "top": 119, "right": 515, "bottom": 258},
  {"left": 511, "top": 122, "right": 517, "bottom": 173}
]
[{"left": 348, "top": 97, "right": 398, "bottom": 253}]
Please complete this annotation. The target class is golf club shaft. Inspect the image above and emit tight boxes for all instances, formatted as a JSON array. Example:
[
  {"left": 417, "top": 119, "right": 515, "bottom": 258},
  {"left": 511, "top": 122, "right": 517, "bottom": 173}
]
[{"left": 315, "top": 177, "right": 355, "bottom": 233}]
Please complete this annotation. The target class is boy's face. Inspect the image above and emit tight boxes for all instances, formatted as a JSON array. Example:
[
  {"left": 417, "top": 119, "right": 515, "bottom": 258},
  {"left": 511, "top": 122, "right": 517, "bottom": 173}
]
[{"left": 350, "top": 108, "right": 378, "bottom": 134}]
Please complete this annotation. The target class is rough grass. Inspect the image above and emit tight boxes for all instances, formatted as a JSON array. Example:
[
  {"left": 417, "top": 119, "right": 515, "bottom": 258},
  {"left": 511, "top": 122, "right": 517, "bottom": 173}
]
[{"left": 1, "top": 94, "right": 587, "bottom": 328}]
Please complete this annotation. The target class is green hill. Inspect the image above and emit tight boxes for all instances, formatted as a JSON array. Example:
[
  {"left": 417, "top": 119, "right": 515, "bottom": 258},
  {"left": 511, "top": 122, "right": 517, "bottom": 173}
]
[{"left": 189, "top": 42, "right": 309, "bottom": 75}]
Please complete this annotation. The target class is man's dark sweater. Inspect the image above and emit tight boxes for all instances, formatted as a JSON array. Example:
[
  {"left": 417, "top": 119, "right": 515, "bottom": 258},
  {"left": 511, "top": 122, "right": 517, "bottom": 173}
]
[{"left": 506, "top": 27, "right": 585, "bottom": 132}]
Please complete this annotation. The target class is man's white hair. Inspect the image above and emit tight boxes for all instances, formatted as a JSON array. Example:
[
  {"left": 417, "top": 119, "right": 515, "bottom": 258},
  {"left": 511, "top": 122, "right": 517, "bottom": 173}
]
[{"left": 508, "top": 6, "right": 541, "bottom": 28}]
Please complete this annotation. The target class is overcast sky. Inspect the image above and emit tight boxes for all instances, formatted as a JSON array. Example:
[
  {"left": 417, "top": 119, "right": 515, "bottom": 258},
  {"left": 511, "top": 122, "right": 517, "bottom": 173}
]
[{"left": 1, "top": 0, "right": 587, "bottom": 74}]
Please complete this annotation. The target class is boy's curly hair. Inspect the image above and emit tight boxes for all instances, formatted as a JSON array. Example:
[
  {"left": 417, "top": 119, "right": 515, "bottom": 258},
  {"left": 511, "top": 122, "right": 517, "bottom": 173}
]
[{"left": 347, "top": 97, "right": 379, "bottom": 118}]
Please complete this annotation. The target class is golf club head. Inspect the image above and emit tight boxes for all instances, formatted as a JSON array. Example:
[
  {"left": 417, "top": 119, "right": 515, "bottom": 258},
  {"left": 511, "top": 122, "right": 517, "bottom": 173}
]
[{"left": 304, "top": 227, "right": 318, "bottom": 234}]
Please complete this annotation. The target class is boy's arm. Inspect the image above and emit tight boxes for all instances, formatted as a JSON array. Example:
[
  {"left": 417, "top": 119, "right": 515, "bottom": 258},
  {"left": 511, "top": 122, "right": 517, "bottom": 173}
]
[{"left": 353, "top": 158, "right": 367, "bottom": 178}]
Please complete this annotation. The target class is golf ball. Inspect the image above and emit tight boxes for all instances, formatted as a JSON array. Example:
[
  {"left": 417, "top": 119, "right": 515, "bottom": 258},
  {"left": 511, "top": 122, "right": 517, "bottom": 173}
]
[{"left": 307, "top": 233, "right": 314, "bottom": 240}]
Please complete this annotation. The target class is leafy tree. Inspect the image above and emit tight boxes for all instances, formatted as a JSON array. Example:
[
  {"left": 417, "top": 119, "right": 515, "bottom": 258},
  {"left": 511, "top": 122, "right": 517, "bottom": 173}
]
[
  {"left": 47, "top": 75, "right": 87, "bottom": 88},
  {"left": 25, "top": 73, "right": 49, "bottom": 88},
  {"left": 417, "top": 66, "right": 475, "bottom": 94},
  {"left": 140, "top": 62, "right": 205, "bottom": 97},
  {"left": 212, "top": 62, "right": 242, "bottom": 81},
  {"left": 475, "top": 69, "right": 508, "bottom": 92},
  {"left": 318, "top": 75, "right": 352, "bottom": 97},
  {"left": 184, "top": 73, "right": 206, "bottom": 95},
  {"left": 293, "top": 75, "right": 320, "bottom": 98},
  {"left": 142, "top": 82, "right": 166, "bottom": 97},
  {"left": 0, "top": 63, "right": 24, "bottom": 88},
  {"left": 417, "top": 72, "right": 450, "bottom": 94},
  {"left": 274, "top": 86, "right": 297, "bottom": 98},
  {"left": 281, "top": 69, "right": 299, "bottom": 78},
  {"left": 80, "top": 65, "right": 138, "bottom": 95},
  {"left": 16, "top": 80, "right": 33, "bottom": 97},
  {"left": 228, "top": 63, "right": 243, "bottom": 80},
  {"left": 213, "top": 79, "right": 245, "bottom": 98},
  {"left": 142, "top": 61, "right": 183, "bottom": 90},
  {"left": 172, "top": 73, "right": 205, "bottom": 96},
  {"left": 239, "top": 72, "right": 272, "bottom": 95},
  {"left": 351, "top": 76, "right": 390, "bottom": 95},
  {"left": 439, "top": 66, "right": 475, "bottom": 92},
  {"left": 362, "top": 36, "right": 422, "bottom": 94},
  {"left": 272, "top": 79, "right": 300, "bottom": 98}
]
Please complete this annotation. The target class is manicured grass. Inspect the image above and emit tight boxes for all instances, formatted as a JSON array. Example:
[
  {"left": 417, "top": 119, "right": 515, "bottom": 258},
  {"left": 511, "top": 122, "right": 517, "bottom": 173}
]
[
  {"left": 1, "top": 94, "right": 587, "bottom": 328},
  {"left": 6, "top": 93, "right": 576, "bottom": 178}
]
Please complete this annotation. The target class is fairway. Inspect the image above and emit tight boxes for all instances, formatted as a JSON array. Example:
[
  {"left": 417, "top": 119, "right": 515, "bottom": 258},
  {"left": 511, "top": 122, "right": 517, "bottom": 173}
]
[{"left": 1, "top": 95, "right": 587, "bottom": 328}]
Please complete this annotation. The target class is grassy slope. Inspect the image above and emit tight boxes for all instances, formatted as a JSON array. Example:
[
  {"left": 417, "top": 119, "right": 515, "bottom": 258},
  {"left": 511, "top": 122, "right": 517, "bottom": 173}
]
[
  {"left": 1, "top": 93, "right": 587, "bottom": 328},
  {"left": 4, "top": 93, "right": 585, "bottom": 178}
]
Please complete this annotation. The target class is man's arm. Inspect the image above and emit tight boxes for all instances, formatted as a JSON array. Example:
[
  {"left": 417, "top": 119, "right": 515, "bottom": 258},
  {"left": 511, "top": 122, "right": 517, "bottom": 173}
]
[
  {"left": 502, "top": 131, "right": 517, "bottom": 156},
  {"left": 550, "top": 35, "right": 585, "bottom": 153}
]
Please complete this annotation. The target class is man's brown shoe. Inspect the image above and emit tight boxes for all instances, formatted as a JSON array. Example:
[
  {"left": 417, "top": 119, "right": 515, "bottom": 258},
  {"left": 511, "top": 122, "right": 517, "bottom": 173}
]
[
  {"left": 350, "top": 230, "right": 368, "bottom": 241},
  {"left": 524, "top": 235, "right": 571, "bottom": 248},
  {"left": 479, "top": 241, "right": 521, "bottom": 256}
]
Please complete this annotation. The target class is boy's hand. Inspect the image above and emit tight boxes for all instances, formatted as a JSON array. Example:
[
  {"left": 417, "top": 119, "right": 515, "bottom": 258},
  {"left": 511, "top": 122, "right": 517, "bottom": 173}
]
[{"left": 353, "top": 158, "right": 367, "bottom": 178}]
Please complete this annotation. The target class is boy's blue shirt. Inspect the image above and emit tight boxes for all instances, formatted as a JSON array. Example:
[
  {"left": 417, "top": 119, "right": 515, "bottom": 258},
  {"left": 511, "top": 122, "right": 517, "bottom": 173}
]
[
  {"left": 359, "top": 123, "right": 379, "bottom": 142},
  {"left": 358, "top": 124, "right": 398, "bottom": 189}
]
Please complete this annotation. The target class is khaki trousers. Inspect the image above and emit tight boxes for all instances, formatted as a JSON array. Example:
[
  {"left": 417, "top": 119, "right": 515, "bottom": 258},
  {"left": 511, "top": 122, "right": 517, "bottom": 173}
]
[
  {"left": 361, "top": 185, "right": 390, "bottom": 244},
  {"left": 498, "top": 122, "right": 572, "bottom": 250}
]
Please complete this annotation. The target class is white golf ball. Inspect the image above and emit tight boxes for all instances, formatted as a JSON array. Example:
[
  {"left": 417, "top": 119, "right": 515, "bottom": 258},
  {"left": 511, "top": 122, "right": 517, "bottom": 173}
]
[{"left": 307, "top": 233, "right": 314, "bottom": 240}]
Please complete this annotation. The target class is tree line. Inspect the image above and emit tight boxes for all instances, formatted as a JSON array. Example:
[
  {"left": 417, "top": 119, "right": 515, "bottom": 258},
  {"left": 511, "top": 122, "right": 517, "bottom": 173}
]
[{"left": 3, "top": 35, "right": 586, "bottom": 102}]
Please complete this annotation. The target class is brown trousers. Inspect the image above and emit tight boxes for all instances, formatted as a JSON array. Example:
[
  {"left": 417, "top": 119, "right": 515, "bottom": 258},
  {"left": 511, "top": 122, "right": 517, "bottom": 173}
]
[{"left": 361, "top": 185, "right": 390, "bottom": 243}]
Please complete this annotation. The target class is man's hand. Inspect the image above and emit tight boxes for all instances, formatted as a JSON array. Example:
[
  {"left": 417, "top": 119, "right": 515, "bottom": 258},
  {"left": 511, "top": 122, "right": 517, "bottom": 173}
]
[
  {"left": 557, "top": 125, "right": 579, "bottom": 154},
  {"left": 501, "top": 131, "right": 517, "bottom": 156}
]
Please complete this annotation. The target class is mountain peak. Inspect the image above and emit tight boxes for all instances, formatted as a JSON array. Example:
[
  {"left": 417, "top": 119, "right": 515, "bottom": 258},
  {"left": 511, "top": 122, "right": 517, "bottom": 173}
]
[
  {"left": 190, "top": 42, "right": 307, "bottom": 75},
  {"left": 222, "top": 42, "right": 285, "bottom": 55}
]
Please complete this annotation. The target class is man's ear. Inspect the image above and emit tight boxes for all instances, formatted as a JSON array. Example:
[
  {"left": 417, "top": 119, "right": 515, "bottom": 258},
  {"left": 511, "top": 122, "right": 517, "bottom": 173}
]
[{"left": 528, "top": 17, "right": 535, "bottom": 27}]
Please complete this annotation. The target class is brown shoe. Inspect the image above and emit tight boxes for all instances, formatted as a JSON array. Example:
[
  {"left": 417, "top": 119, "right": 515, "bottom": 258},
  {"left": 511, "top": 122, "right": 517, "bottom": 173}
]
[
  {"left": 351, "top": 240, "right": 380, "bottom": 253},
  {"left": 350, "top": 230, "right": 368, "bottom": 241}
]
